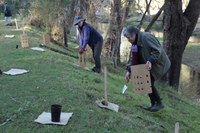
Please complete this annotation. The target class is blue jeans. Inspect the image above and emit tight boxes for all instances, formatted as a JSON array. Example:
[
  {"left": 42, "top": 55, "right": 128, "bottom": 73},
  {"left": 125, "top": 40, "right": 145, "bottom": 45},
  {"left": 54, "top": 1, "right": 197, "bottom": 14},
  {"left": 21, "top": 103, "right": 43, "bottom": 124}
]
[{"left": 5, "top": 16, "right": 11, "bottom": 25}]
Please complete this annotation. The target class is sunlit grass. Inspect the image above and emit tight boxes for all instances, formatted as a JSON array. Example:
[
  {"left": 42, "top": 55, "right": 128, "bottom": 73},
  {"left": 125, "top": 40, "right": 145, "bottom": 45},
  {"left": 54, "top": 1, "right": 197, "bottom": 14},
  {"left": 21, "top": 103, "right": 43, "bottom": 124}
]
[{"left": 0, "top": 21, "right": 200, "bottom": 133}]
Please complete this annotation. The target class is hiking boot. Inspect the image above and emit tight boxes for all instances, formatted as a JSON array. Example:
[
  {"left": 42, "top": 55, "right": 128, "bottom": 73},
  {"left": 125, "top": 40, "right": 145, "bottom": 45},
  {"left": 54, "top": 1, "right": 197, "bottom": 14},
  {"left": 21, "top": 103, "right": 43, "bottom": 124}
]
[
  {"left": 92, "top": 67, "right": 96, "bottom": 72},
  {"left": 141, "top": 99, "right": 155, "bottom": 111},
  {"left": 149, "top": 101, "right": 164, "bottom": 112},
  {"left": 142, "top": 105, "right": 154, "bottom": 111},
  {"left": 92, "top": 67, "right": 101, "bottom": 73},
  {"left": 141, "top": 103, "right": 155, "bottom": 111}
]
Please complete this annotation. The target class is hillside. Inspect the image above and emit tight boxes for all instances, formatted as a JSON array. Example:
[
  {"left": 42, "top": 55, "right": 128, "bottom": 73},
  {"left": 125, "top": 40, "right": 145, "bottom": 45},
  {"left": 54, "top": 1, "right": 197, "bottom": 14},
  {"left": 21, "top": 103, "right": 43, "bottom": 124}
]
[{"left": 0, "top": 22, "right": 200, "bottom": 133}]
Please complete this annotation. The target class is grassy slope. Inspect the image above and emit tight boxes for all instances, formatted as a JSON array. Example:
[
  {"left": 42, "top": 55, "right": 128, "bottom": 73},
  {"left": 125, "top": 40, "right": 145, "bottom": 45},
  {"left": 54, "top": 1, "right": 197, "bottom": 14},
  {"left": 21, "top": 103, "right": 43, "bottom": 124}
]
[{"left": 0, "top": 22, "right": 200, "bottom": 133}]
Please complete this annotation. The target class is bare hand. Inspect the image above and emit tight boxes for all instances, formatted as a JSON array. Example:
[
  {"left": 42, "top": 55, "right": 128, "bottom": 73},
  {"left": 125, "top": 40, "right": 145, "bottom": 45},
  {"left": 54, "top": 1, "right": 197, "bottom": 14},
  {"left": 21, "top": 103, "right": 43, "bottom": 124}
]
[
  {"left": 79, "top": 48, "right": 85, "bottom": 54},
  {"left": 125, "top": 72, "right": 131, "bottom": 81},
  {"left": 146, "top": 61, "right": 152, "bottom": 70}
]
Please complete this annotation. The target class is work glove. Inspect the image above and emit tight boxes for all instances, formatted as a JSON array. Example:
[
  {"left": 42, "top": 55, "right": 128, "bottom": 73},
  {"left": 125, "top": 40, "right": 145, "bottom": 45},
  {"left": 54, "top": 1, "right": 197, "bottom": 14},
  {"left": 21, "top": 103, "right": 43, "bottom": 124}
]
[{"left": 79, "top": 48, "right": 85, "bottom": 54}]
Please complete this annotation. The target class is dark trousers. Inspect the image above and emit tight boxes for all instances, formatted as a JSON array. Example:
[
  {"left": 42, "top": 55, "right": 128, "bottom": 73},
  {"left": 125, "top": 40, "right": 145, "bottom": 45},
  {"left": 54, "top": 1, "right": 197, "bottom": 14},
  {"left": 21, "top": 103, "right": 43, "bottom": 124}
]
[
  {"left": 148, "top": 75, "right": 161, "bottom": 105},
  {"left": 90, "top": 39, "right": 103, "bottom": 71}
]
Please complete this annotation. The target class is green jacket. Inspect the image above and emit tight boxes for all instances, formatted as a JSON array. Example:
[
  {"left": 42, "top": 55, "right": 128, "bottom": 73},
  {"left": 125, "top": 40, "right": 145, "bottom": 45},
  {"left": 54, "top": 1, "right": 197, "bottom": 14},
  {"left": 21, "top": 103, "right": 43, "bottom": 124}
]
[{"left": 128, "top": 32, "right": 171, "bottom": 80}]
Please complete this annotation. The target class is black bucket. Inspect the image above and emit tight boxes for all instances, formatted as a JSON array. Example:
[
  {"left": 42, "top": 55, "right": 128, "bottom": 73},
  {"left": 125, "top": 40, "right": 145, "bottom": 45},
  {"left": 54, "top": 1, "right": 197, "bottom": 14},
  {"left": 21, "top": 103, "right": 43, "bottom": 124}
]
[{"left": 51, "top": 104, "right": 62, "bottom": 122}]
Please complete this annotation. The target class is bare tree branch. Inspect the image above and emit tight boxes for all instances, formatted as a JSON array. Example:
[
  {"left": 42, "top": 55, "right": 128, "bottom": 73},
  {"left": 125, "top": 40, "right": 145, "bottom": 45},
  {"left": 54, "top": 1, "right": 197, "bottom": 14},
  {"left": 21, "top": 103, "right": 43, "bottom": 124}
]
[
  {"left": 137, "top": 0, "right": 152, "bottom": 30},
  {"left": 145, "top": 3, "right": 165, "bottom": 32}
]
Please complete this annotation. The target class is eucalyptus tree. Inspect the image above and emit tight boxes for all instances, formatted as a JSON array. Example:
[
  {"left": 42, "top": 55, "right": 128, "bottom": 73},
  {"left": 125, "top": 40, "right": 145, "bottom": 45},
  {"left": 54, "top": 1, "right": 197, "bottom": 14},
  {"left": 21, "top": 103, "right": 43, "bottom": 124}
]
[
  {"left": 163, "top": 0, "right": 200, "bottom": 89},
  {"left": 30, "top": 0, "right": 77, "bottom": 46},
  {"left": 104, "top": 0, "right": 131, "bottom": 66}
]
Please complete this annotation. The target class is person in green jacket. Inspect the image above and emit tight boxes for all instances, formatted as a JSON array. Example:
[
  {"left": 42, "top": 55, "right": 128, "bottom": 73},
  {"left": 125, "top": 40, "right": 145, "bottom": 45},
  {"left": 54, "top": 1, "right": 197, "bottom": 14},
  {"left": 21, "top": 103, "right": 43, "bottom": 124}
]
[{"left": 123, "top": 26, "right": 171, "bottom": 112}]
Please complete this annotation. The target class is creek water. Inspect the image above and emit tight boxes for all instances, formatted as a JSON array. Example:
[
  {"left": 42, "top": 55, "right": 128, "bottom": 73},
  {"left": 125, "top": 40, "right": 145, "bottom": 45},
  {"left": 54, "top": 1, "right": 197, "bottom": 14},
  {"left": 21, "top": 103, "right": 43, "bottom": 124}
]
[
  {"left": 151, "top": 31, "right": 200, "bottom": 103},
  {"left": 179, "top": 64, "right": 200, "bottom": 103}
]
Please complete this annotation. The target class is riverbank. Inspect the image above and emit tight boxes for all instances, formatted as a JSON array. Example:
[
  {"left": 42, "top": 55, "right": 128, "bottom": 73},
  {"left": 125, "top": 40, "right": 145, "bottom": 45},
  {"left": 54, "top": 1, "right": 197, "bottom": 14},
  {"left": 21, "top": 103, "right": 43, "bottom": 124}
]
[{"left": 182, "top": 42, "right": 200, "bottom": 73}]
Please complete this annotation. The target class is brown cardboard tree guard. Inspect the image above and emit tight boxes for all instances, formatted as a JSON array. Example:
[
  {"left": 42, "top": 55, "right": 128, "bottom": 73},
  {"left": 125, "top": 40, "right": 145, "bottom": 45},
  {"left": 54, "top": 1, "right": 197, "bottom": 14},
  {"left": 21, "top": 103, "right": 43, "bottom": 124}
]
[
  {"left": 131, "top": 64, "right": 152, "bottom": 94},
  {"left": 42, "top": 34, "right": 50, "bottom": 45},
  {"left": 20, "top": 34, "right": 29, "bottom": 48}
]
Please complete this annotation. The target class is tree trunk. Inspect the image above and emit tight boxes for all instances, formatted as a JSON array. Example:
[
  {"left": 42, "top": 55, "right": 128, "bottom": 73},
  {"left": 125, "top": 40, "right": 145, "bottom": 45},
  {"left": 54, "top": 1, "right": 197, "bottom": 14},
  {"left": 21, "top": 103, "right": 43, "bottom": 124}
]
[
  {"left": 163, "top": 0, "right": 200, "bottom": 89},
  {"left": 63, "top": 0, "right": 77, "bottom": 47},
  {"left": 87, "top": 1, "right": 97, "bottom": 28},
  {"left": 63, "top": 20, "right": 68, "bottom": 47},
  {"left": 104, "top": 0, "right": 130, "bottom": 66}
]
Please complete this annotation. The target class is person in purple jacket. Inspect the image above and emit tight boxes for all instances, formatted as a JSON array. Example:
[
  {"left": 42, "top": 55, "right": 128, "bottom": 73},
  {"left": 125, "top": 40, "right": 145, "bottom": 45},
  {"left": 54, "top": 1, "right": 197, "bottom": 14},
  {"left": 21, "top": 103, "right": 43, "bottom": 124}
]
[{"left": 73, "top": 16, "right": 103, "bottom": 73}]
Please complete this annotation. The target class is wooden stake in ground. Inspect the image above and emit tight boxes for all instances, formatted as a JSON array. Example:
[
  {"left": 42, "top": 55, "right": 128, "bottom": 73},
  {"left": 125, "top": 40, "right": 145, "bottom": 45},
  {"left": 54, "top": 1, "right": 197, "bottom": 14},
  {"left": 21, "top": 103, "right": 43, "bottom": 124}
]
[
  {"left": 175, "top": 122, "right": 179, "bottom": 133},
  {"left": 79, "top": 53, "right": 86, "bottom": 68},
  {"left": 22, "top": 19, "right": 25, "bottom": 34},
  {"left": 102, "top": 66, "right": 108, "bottom": 106},
  {"left": 42, "top": 34, "right": 50, "bottom": 45},
  {"left": 96, "top": 66, "right": 119, "bottom": 112},
  {"left": 15, "top": 18, "right": 18, "bottom": 30}
]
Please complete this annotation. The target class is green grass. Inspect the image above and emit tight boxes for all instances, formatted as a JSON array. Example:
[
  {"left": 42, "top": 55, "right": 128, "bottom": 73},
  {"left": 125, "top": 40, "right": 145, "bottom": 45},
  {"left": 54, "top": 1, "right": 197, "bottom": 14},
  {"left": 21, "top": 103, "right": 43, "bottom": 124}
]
[{"left": 0, "top": 21, "right": 200, "bottom": 133}]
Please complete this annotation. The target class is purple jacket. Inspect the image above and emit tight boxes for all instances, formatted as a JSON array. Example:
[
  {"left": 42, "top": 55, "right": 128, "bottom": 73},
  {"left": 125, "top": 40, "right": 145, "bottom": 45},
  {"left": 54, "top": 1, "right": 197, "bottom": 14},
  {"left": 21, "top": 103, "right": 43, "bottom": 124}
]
[{"left": 78, "top": 22, "right": 103, "bottom": 49}]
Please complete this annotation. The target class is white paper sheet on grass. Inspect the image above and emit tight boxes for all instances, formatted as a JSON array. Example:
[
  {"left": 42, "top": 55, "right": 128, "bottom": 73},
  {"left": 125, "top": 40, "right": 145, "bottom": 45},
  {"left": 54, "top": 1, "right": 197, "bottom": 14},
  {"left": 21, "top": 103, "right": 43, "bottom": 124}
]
[
  {"left": 3, "top": 68, "right": 29, "bottom": 75},
  {"left": 5, "top": 35, "right": 15, "bottom": 38},
  {"left": 96, "top": 99, "right": 119, "bottom": 112},
  {"left": 34, "top": 112, "right": 73, "bottom": 125},
  {"left": 31, "top": 47, "right": 45, "bottom": 52}
]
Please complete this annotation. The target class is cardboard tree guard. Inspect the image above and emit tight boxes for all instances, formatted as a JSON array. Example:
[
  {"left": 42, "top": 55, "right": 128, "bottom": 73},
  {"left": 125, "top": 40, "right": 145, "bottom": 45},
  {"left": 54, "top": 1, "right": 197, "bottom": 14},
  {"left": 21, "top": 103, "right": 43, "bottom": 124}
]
[
  {"left": 131, "top": 64, "right": 152, "bottom": 94},
  {"left": 20, "top": 34, "right": 29, "bottom": 48},
  {"left": 42, "top": 34, "right": 50, "bottom": 45}
]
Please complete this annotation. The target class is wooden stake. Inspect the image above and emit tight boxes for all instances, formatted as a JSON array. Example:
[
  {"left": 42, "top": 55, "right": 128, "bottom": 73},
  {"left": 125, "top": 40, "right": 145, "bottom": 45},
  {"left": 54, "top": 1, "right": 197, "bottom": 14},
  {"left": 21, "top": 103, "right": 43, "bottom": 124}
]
[
  {"left": 79, "top": 53, "right": 85, "bottom": 68},
  {"left": 175, "top": 122, "right": 179, "bottom": 133},
  {"left": 103, "top": 66, "right": 108, "bottom": 105},
  {"left": 15, "top": 18, "right": 18, "bottom": 30},
  {"left": 22, "top": 19, "right": 25, "bottom": 34}
]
